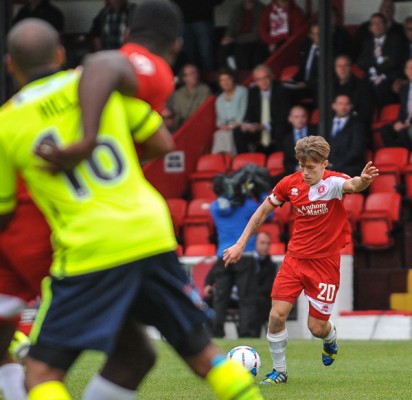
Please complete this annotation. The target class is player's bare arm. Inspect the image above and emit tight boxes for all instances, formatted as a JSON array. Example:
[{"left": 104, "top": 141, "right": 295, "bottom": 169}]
[
  {"left": 139, "top": 124, "right": 175, "bottom": 162},
  {"left": 36, "top": 52, "right": 137, "bottom": 173},
  {"left": 223, "top": 200, "right": 274, "bottom": 266},
  {"left": 342, "top": 161, "right": 379, "bottom": 193}
]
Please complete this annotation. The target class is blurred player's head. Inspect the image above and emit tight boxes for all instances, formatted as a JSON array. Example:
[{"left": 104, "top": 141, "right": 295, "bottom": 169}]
[
  {"left": 128, "top": 0, "right": 183, "bottom": 58},
  {"left": 295, "top": 136, "right": 330, "bottom": 185},
  {"left": 6, "top": 18, "right": 65, "bottom": 86}
]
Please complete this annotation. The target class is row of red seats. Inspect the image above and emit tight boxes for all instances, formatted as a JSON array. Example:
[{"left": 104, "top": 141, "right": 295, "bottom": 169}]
[
  {"left": 167, "top": 190, "right": 402, "bottom": 257},
  {"left": 191, "top": 146, "right": 412, "bottom": 197}
]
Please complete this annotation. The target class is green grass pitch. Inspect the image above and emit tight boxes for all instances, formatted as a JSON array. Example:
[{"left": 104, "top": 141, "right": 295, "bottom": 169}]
[{"left": 59, "top": 338, "right": 412, "bottom": 400}]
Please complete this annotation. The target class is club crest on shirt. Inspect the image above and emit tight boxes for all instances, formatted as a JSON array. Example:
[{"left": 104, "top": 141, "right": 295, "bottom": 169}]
[
  {"left": 291, "top": 187, "right": 299, "bottom": 196},
  {"left": 317, "top": 184, "right": 326, "bottom": 195}
]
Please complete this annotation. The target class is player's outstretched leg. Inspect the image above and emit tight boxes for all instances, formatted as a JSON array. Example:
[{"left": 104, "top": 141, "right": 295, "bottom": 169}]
[{"left": 322, "top": 325, "right": 338, "bottom": 366}]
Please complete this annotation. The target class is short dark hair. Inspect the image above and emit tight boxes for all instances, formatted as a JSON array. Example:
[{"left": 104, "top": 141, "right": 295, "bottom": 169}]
[
  {"left": 370, "top": 12, "right": 387, "bottom": 24},
  {"left": 128, "top": 0, "right": 182, "bottom": 54}
]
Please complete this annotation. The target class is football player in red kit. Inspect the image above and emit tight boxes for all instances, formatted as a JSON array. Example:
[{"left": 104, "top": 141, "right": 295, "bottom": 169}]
[{"left": 223, "top": 135, "right": 379, "bottom": 385}]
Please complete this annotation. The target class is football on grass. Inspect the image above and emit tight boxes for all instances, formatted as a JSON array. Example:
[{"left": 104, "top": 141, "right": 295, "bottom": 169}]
[{"left": 227, "top": 345, "right": 261, "bottom": 376}]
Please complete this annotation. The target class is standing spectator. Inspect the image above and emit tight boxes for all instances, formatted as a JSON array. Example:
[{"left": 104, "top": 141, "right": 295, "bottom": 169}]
[
  {"left": 218, "top": 0, "right": 267, "bottom": 71},
  {"left": 173, "top": 0, "right": 223, "bottom": 72},
  {"left": 328, "top": 95, "right": 367, "bottom": 178},
  {"left": 223, "top": 135, "right": 379, "bottom": 385},
  {"left": 333, "top": 54, "right": 375, "bottom": 128},
  {"left": 12, "top": 0, "right": 64, "bottom": 33},
  {"left": 381, "top": 59, "right": 412, "bottom": 150},
  {"left": 209, "top": 168, "right": 272, "bottom": 338},
  {"left": 171, "top": 64, "right": 211, "bottom": 128},
  {"left": 211, "top": 68, "right": 248, "bottom": 156},
  {"left": 357, "top": 12, "right": 404, "bottom": 107},
  {"left": 1, "top": 18, "right": 264, "bottom": 400},
  {"left": 89, "top": 0, "right": 135, "bottom": 51},
  {"left": 272, "top": 105, "right": 317, "bottom": 184},
  {"left": 234, "top": 64, "right": 290, "bottom": 155},
  {"left": 259, "top": 0, "right": 306, "bottom": 54}
]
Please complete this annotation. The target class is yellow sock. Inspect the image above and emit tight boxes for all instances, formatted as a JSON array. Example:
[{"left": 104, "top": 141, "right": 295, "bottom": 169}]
[
  {"left": 28, "top": 381, "right": 71, "bottom": 400},
  {"left": 206, "top": 358, "right": 263, "bottom": 400}
]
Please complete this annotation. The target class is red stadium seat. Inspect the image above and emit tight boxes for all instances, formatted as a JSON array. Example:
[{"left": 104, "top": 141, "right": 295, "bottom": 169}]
[
  {"left": 360, "top": 193, "right": 401, "bottom": 249},
  {"left": 372, "top": 103, "right": 401, "bottom": 130},
  {"left": 269, "top": 242, "right": 286, "bottom": 255},
  {"left": 309, "top": 109, "right": 319, "bottom": 125},
  {"left": 184, "top": 244, "right": 216, "bottom": 257},
  {"left": 190, "top": 153, "right": 231, "bottom": 199},
  {"left": 165, "top": 198, "right": 187, "bottom": 238},
  {"left": 266, "top": 151, "right": 285, "bottom": 176},
  {"left": 182, "top": 199, "right": 214, "bottom": 246},
  {"left": 231, "top": 153, "right": 266, "bottom": 171},
  {"left": 258, "top": 222, "right": 282, "bottom": 243},
  {"left": 343, "top": 193, "right": 365, "bottom": 231},
  {"left": 191, "top": 261, "right": 214, "bottom": 297},
  {"left": 370, "top": 147, "right": 409, "bottom": 193}
]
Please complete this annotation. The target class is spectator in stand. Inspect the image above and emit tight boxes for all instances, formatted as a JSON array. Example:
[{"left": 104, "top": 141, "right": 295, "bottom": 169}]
[
  {"left": 171, "top": 64, "right": 211, "bottom": 128},
  {"left": 333, "top": 54, "right": 375, "bottom": 128},
  {"left": 89, "top": 0, "right": 135, "bottom": 51},
  {"left": 211, "top": 68, "right": 247, "bottom": 156},
  {"left": 392, "top": 17, "right": 412, "bottom": 95},
  {"left": 161, "top": 106, "right": 177, "bottom": 134},
  {"left": 328, "top": 95, "right": 367, "bottom": 178},
  {"left": 234, "top": 64, "right": 290, "bottom": 155},
  {"left": 284, "top": 21, "right": 320, "bottom": 106},
  {"left": 272, "top": 105, "right": 317, "bottom": 185},
  {"left": 331, "top": 6, "right": 354, "bottom": 60},
  {"left": 218, "top": 0, "right": 267, "bottom": 71},
  {"left": 354, "top": 0, "right": 406, "bottom": 58},
  {"left": 12, "top": 0, "right": 64, "bottom": 33},
  {"left": 357, "top": 12, "right": 404, "bottom": 108},
  {"left": 259, "top": 0, "right": 306, "bottom": 55},
  {"left": 203, "top": 231, "right": 277, "bottom": 338},
  {"left": 380, "top": 59, "right": 412, "bottom": 150},
  {"left": 172, "top": 0, "right": 223, "bottom": 72}
]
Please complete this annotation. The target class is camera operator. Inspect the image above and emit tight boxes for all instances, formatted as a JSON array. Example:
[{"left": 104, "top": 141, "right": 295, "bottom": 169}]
[{"left": 209, "top": 165, "right": 273, "bottom": 338}]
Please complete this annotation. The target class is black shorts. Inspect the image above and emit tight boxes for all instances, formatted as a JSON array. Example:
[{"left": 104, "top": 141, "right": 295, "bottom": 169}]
[{"left": 30, "top": 252, "right": 210, "bottom": 357}]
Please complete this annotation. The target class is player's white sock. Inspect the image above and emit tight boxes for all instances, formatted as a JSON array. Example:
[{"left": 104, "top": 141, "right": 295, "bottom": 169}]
[
  {"left": 82, "top": 374, "right": 136, "bottom": 400},
  {"left": 0, "top": 363, "right": 27, "bottom": 400},
  {"left": 267, "top": 328, "right": 288, "bottom": 373},
  {"left": 323, "top": 320, "right": 337, "bottom": 343}
]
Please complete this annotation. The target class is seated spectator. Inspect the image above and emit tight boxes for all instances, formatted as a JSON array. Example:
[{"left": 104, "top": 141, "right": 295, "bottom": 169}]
[
  {"left": 272, "top": 105, "right": 317, "bottom": 185},
  {"left": 357, "top": 12, "right": 404, "bottom": 108},
  {"left": 12, "top": 0, "right": 64, "bottom": 33},
  {"left": 211, "top": 68, "right": 248, "bottom": 156},
  {"left": 333, "top": 54, "right": 375, "bottom": 128},
  {"left": 380, "top": 59, "right": 412, "bottom": 150},
  {"left": 89, "top": 0, "right": 135, "bottom": 51},
  {"left": 203, "top": 231, "right": 277, "bottom": 338},
  {"left": 328, "top": 95, "right": 367, "bottom": 177},
  {"left": 173, "top": 0, "right": 223, "bottom": 72},
  {"left": 171, "top": 64, "right": 211, "bottom": 128},
  {"left": 161, "top": 106, "right": 177, "bottom": 134},
  {"left": 218, "top": 0, "right": 267, "bottom": 71},
  {"left": 283, "top": 21, "right": 319, "bottom": 105},
  {"left": 354, "top": 0, "right": 406, "bottom": 59},
  {"left": 234, "top": 64, "right": 290, "bottom": 155},
  {"left": 259, "top": 0, "right": 306, "bottom": 54},
  {"left": 331, "top": 6, "right": 355, "bottom": 60}
]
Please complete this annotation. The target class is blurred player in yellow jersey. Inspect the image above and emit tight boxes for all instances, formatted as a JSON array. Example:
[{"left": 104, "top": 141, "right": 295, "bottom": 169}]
[{"left": 0, "top": 16, "right": 264, "bottom": 400}]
